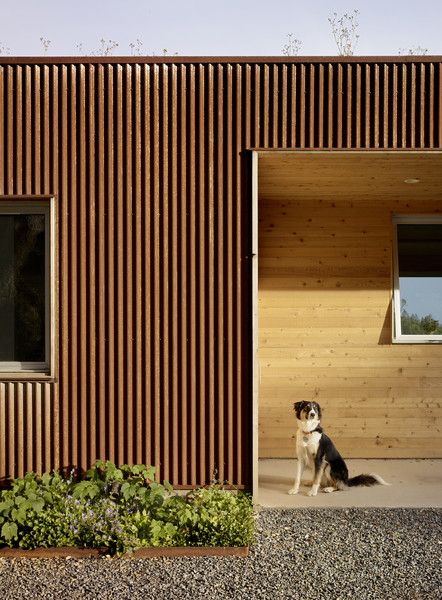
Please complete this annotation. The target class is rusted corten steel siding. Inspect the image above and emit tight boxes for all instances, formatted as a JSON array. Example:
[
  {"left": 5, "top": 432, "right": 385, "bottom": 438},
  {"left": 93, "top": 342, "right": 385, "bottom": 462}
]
[{"left": 0, "top": 58, "right": 441, "bottom": 488}]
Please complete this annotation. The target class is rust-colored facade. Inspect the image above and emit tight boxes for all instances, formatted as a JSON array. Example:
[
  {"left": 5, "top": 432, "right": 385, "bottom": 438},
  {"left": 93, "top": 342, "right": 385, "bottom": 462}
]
[{"left": 0, "top": 56, "right": 441, "bottom": 489}]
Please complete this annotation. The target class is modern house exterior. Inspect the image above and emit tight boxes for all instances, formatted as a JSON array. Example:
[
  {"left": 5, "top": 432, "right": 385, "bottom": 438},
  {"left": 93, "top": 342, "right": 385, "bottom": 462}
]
[{"left": 0, "top": 56, "right": 441, "bottom": 493}]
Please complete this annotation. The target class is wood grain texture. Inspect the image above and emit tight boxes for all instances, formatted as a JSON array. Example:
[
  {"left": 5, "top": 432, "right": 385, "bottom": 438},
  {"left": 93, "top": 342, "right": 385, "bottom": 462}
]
[
  {"left": 0, "top": 60, "right": 441, "bottom": 487},
  {"left": 258, "top": 152, "right": 442, "bottom": 459}
]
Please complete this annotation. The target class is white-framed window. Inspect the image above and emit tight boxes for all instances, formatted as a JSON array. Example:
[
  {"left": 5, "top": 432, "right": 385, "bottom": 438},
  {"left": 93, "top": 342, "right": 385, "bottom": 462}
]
[
  {"left": 393, "top": 215, "right": 442, "bottom": 344},
  {"left": 0, "top": 199, "right": 55, "bottom": 374}
]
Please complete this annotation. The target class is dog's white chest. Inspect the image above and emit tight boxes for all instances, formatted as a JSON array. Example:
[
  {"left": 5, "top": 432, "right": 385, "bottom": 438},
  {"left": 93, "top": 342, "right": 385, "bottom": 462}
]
[
  {"left": 297, "top": 430, "right": 321, "bottom": 459},
  {"left": 304, "top": 431, "right": 321, "bottom": 451}
]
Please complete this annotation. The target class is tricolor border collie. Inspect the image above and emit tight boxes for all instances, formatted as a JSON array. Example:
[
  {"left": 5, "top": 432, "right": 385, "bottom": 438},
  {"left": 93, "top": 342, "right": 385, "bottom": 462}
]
[{"left": 288, "top": 401, "right": 390, "bottom": 497}]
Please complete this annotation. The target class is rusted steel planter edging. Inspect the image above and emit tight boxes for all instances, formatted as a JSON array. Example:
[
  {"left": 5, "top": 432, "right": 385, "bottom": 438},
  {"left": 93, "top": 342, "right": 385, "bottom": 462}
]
[{"left": 0, "top": 546, "right": 249, "bottom": 558}]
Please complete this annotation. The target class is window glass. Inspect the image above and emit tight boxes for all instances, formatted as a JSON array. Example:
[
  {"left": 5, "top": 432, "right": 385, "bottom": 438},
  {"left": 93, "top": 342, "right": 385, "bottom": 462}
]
[
  {"left": 0, "top": 213, "right": 46, "bottom": 363},
  {"left": 395, "top": 221, "right": 442, "bottom": 340}
]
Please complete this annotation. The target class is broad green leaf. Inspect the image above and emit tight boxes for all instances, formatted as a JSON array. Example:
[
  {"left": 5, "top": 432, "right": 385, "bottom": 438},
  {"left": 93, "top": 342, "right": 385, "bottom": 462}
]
[
  {"left": 11, "top": 507, "right": 27, "bottom": 525},
  {"left": 114, "top": 469, "right": 124, "bottom": 481},
  {"left": 31, "top": 498, "right": 45, "bottom": 513},
  {"left": 41, "top": 473, "right": 51, "bottom": 486},
  {"left": 1, "top": 522, "right": 18, "bottom": 542},
  {"left": 145, "top": 466, "right": 156, "bottom": 481},
  {"left": 0, "top": 499, "right": 13, "bottom": 514},
  {"left": 164, "top": 522, "right": 177, "bottom": 535},
  {"left": 72, "top": 481, "right": 100, "bottom": 500},
  {"left": 120, "top": 482, "right": 132, "bottom": 501}
]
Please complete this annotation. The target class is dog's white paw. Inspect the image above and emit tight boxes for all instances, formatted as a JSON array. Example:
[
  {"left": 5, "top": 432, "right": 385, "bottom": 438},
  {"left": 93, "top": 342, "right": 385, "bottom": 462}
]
[
  {"left": 323, "top": 487, "right": 335, "bottom": 494},
  {"left": 288, "top": 487, "right": 299, "bottom": 495},
  {"left": 307, "top": 489, "right": 318, "bottom": 497}
]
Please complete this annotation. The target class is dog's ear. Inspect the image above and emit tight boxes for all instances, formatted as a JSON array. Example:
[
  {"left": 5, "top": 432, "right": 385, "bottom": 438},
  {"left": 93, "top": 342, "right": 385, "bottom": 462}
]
[{"left": 294, "top": 401, "right": 307, "bottom": 419}]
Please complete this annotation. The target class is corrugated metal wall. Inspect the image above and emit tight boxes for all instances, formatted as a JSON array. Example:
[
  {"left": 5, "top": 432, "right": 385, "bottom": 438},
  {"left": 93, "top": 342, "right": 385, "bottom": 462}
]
[{"left": 0, "top": 58, "right": 441, "bottom": 488}]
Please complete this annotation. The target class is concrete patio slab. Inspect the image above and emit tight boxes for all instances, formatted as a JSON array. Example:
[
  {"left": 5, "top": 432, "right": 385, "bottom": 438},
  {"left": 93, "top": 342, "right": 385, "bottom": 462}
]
[{"left": 258, "top": 459, "right": 442, "bottom": 508}]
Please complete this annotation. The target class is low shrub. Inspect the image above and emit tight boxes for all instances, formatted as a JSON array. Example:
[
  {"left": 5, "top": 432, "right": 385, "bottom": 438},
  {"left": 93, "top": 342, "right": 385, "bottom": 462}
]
[
  {"left": 0, "top": 461, "right": 254, "bottom": 555},
  {"left": 153, "top": 487, "right": 255, "bottom": 547},
  {"left": 0, "top": 471, "right": 74, "bottom": 549}
]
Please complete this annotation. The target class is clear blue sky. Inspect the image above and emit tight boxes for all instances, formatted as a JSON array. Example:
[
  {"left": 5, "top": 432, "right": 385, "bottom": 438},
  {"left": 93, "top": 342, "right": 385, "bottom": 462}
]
[{"left": 1, "top": 0, "right": 441, "bottom": 56}]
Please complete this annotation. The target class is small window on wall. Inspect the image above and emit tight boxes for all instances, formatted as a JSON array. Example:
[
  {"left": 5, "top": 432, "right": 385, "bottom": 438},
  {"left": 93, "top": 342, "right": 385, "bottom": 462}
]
[
  {"left": 0, "top": 200, "right": 54, "bottom": 373},
  {"left": 393, "top": 216, "right": 442, "bottom": 343}
]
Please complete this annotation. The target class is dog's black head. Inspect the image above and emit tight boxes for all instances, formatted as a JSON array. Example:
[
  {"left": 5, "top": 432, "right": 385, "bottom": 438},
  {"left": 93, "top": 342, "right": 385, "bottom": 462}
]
[{"left": 294, "top": 401, "right": 322, "bottom": 422}]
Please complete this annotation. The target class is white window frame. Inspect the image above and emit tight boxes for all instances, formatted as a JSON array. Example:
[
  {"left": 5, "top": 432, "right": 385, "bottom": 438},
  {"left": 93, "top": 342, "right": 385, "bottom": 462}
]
[
  {"left": 393, "top": 214, "right": 442, "bottom": 344},
  {"left": 0, "top": 199, "right": 56, "bottom": 375}
]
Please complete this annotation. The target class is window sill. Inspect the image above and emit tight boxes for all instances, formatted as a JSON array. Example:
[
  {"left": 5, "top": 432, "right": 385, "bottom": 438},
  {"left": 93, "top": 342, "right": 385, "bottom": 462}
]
[
  {"left": 392, "top": 337, "right": 442, "bottom": 344},
  {"left": 0, "top": 371, "right": 55, "bottom": 382}
]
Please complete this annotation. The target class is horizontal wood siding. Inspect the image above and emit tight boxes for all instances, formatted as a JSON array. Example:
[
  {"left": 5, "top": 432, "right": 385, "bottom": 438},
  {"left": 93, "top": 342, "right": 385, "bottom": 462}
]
[
  {"left": 258, "top": 157, "right": 442, "bottom": 458},
  {"left": 0, "top": 59, "right": 441, "bottom": 486}
]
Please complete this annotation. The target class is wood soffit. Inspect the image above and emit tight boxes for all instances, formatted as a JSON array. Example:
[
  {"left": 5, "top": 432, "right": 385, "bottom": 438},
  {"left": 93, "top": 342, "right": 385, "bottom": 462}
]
[{"left": 258, "top": 152, "right": 442, "bottom": 203}]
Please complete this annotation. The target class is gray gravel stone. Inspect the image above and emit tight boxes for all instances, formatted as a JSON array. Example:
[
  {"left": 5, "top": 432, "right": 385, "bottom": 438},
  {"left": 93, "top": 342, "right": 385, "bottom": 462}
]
[{"left": 0, "top": 508, "right": 440, "bottom": 599}]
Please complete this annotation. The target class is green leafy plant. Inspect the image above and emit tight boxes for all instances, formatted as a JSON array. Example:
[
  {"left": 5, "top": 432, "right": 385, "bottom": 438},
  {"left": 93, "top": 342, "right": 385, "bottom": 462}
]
[
  {"left": 64, "top": 495, "right": 139, "bottom": 554},
  {"left": 0, "top": 471, "right": 73, "bottom": 548},
  {"left": 0, "top": 462, "right": 254, "bottom": 554},
  {"left": 178, "top": 486, "right": 254, "bottom": 547}
]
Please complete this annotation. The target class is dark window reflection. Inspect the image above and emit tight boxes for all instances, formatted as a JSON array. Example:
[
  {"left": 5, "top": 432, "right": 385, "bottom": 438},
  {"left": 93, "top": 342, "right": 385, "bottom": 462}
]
[
  {"left": 397, "top": 224, "right": 442, "bottom": 277},
  {"left": 0, "top": 214, "right": 46, "bottom": 362}
]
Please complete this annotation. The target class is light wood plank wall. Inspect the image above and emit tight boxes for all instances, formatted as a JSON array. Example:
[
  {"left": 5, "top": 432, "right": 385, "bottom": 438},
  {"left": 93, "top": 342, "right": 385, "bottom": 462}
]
[{"left": 258, "top": 193, "right": 442, "bottom": 459}]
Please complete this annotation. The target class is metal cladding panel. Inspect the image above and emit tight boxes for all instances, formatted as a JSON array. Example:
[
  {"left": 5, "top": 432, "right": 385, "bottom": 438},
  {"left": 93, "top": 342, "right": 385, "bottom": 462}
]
[{"left": 0, "top": 59, "right": 441, "bottom": 488}]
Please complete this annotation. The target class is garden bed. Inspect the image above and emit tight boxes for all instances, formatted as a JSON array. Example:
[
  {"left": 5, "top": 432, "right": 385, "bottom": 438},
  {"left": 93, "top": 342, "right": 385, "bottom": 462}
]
[{"left": 0, "top": 461, "right": 254, "bottom": 557}]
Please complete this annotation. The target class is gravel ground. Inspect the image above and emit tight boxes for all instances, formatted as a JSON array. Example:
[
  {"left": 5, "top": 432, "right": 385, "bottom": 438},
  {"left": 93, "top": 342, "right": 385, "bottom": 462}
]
[{"left": 0, "top": 508, "right": 441, "bottom": 600}]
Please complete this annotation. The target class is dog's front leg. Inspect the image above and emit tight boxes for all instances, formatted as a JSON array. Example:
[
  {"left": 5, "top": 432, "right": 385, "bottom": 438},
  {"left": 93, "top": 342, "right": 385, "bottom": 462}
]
[
  {"left": 308, "top": 458, "right": 327, "bottom": 497},
  {"left": 288, "top": 455, "right": 304, "bottom": 495}
]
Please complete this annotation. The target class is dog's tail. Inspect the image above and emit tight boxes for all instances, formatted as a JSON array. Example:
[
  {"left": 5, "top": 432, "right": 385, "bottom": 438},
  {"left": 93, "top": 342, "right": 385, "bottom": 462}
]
[{"left": 347, "top": 473, "right": 391, "bottom": 487}]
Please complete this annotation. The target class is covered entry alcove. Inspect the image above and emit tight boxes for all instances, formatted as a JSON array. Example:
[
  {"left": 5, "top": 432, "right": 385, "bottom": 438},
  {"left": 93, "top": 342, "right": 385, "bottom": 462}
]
[{"left": 254, "top": 150, "right": 442, "bottom": 474}]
